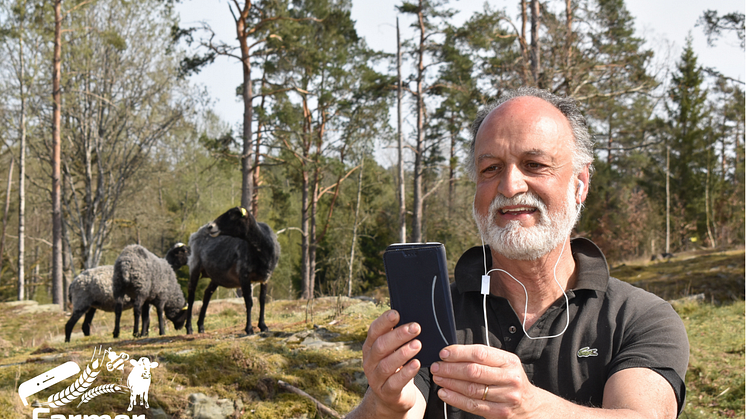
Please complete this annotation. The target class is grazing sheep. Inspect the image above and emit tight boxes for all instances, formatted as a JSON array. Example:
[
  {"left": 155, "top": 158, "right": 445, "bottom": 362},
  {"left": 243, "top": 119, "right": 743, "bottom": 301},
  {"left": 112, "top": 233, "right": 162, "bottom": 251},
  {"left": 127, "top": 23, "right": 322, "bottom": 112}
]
[
  {"left": 65, "top": 266, "right": 134, "bottom": 343},
  {"left": 186, "top": 207, "right": 280, "bottom": 335},
  {"left": 113, "top": 243, "right": 190, "bottom": 338},
  {"left": 65, "top": 244, "right": 190, "bottom": 342}
]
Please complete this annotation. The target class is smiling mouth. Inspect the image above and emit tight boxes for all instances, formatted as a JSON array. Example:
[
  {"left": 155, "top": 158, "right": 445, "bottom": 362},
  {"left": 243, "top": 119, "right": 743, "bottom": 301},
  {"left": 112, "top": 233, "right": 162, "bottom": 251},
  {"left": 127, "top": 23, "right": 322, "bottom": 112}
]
[{"left": 499, "top": 207, "right": 537, "bottom": 215}]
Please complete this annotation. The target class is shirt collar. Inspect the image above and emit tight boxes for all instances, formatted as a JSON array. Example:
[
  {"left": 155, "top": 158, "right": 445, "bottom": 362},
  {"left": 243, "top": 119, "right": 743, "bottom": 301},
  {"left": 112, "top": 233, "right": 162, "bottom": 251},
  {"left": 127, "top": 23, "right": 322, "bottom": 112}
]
[{"left": 454, "top": 237, "right": 610, "bottom": 294}]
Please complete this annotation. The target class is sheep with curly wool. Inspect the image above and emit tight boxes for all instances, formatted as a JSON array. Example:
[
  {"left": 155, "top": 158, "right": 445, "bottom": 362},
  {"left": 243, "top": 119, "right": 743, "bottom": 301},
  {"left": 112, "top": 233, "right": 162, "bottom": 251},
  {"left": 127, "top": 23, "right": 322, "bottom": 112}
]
[
  {"left": 112, "top": 243, "right": 190, "bottom": 338},
  {"left": 65, "top": 243, "right": 190, "bottom": 342},
  {"left": 186, "top": 207, "right": 280, "bottom": 335},
  {"left": 65, "top": 266, "right": 128, "bottom": 342}
]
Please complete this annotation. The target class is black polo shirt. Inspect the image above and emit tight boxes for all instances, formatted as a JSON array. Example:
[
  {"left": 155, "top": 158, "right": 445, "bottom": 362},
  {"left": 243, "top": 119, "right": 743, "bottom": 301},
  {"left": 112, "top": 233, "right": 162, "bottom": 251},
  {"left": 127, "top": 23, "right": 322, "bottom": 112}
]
[{"left": 414, "top": 238, "right": 689, "bottom": 418}]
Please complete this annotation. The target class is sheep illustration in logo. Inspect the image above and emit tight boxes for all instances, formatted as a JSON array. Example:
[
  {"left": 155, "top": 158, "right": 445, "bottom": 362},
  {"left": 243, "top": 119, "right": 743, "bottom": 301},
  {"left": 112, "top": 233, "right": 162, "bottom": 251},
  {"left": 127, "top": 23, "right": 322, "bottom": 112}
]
[
  {"left": 104, "top": 347, "right": 130, "bottom": 372},
  {"left": 126, "top": 357, "right": 159, "bottom": 411}
]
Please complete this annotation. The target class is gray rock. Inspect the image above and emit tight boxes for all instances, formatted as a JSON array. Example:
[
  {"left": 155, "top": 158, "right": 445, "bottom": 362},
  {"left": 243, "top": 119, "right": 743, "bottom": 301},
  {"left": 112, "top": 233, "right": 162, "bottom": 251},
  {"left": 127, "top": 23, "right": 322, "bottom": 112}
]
[
  {"left": 150, "top": 406, "right": 170, "bottom": 419},
  {"left": 187, "top": 393, "right": 236, "bottom": 419}
]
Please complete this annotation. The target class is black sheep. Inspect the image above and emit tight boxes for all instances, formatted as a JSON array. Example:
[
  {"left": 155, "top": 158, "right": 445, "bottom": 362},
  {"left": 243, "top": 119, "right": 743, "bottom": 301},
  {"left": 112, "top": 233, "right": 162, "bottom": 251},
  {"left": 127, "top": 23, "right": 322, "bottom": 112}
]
[{"left": 186, "top": 207, "right": 280, "bottom": 335}]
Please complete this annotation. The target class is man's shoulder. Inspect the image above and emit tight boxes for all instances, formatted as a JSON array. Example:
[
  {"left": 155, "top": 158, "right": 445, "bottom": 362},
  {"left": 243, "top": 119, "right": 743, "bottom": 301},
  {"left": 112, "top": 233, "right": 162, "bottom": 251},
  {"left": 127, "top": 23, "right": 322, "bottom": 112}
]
[
  {"left": 602, "top": 276, "right": 682, "bottom": 322},
  {"left": 605, "top": 276, "right": 666, "bottom": 301}
]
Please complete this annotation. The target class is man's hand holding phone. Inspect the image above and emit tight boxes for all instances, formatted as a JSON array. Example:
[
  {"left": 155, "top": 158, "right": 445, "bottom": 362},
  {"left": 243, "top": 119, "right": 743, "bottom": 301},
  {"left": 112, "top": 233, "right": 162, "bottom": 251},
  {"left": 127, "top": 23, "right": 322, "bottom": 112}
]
[
  {"left": 357, "top": 309, "right": 427, "bottom": 419},
  {"left": 349, "top": 243, "right": 455, "bottom": 419}
]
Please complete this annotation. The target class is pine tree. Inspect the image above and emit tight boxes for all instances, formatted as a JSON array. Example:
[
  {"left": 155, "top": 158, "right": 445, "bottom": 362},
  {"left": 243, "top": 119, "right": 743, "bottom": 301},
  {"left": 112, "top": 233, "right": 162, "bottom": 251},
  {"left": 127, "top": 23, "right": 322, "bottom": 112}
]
[{"left": 665, "top": 36, "right": 710, "bottom": 249}]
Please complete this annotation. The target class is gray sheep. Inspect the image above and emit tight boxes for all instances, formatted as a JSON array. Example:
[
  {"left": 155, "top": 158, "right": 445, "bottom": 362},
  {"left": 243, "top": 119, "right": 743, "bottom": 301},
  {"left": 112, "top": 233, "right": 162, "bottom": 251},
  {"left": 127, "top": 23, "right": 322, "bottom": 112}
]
[
  {"left": 113, "top": 243, "right": 190, "bottom": 338},
  {"left": 65, "top": 266, "right": 130, "bottom": 343},
  {"left": 186, "top": 207, "right": 280, "bottom": 335},
  {"left": 65, "top": 243, "right": 190, "bottom": 342}
]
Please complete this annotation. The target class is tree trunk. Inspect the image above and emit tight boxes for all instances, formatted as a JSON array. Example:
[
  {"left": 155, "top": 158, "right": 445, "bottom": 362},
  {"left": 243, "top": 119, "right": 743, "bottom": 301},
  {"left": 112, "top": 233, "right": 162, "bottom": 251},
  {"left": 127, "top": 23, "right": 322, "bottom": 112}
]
[
  {"left": 15, "top": 17, "right": 27, "bottom": 301},
  {"left": 705, "top": 147, "right": 716, "bottom": 247},
  {"left": 51, "top": 0, "right": 64, "bottom": 308},
  {"left": 607, "top": 111, "right": 613, "bottom": 164},
  {"left": 0, "top": 159, "right": 13, "bottom": 287},
  {"left": 520, "top": 0, "right": 530, "bottom": 84},
  {"left": 565, "top": 0, "right": 573, "bottom": 93},
  {"left": 252, "top": 76, "right": 268, "bottom": 216},
  {"left": 530, "top": 0, "right": 541, "bottom": 87},
  {"left": 396, "top": 18, "right": 406, "bottom": 244},
  {"left": 347, "top": 158, "right": 364, "bottom": 297},
  {"left": 235, "top": 1, "right": 255, "bottom": 212},
  {"left": 411, "top": 1, "right": 425, "bottom": 243},
  {"left": 16, "top": 0, "right": 27, "bottom": 301},
  {"left": 666, "top": 145, "right": 670, "bottom": 253},
  {"left": 448, "top": 112, "right": 456, "bottom": 217},
  {"left": 301, "top": 169, "right": 311, "bottom": 299},
  {"left": 308, "top": 167, "right": 320, "bottom": 300}
]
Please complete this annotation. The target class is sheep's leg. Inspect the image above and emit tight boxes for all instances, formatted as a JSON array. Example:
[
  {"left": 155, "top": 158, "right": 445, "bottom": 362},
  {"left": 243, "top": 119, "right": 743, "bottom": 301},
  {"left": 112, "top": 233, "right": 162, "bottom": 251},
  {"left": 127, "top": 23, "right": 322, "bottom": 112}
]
[
  {"left": 132, "top": 302, "right": 142, "bottom": 338},
  {"left": 113, "top": 300, "right": 123, "bottom": 338},
  {"left": 141, "top": 303, "right": 151, "bottom": 337},
  {"left": 155, "top": 301, "right": 167, "bottom": 335},
  {"left": 240, "top": 280, "right": 254, "bottom": 335},
  {"left": 65, "top": 306, "right": 90, "bottom": 343},
  {"left": 198, "top": 281, "right": 219, "bottom": 334},
  {"left": 81, "top": 308, "right": 96, "bottom": 336},
  {"left": 257, "top": 282, "right": 268, "bottom": 332},
  {"left": 185, "top": 268, "right": 201, "bottom": 335}
]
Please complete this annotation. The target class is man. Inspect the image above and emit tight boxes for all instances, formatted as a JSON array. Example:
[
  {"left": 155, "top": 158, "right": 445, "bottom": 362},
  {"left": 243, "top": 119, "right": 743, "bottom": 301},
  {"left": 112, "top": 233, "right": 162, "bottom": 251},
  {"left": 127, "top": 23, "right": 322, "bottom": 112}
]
[{"left": 347, "top": 87, "right": 689, "bottom": 419}]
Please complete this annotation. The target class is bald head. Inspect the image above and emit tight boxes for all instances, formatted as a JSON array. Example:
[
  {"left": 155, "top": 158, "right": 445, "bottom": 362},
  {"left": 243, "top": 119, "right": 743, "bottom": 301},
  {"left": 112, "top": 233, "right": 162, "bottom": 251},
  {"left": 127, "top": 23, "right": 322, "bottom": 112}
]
[{"left": 466, "top": 87, "right": 594, "bottom": 181}]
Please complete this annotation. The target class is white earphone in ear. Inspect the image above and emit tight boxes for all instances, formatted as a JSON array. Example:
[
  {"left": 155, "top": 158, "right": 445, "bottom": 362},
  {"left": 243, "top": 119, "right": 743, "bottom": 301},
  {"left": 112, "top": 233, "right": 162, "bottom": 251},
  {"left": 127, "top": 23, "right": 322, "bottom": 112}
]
[{"left": 577, "top": 180, "right": 584, "bottom": 198}]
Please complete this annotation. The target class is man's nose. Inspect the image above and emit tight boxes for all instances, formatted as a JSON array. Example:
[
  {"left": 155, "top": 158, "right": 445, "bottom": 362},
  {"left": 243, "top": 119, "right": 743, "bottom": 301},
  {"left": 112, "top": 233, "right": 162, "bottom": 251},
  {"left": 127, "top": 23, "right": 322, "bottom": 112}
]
[{"left": 497, "top": 165, "right": 528, "bottom": 198}]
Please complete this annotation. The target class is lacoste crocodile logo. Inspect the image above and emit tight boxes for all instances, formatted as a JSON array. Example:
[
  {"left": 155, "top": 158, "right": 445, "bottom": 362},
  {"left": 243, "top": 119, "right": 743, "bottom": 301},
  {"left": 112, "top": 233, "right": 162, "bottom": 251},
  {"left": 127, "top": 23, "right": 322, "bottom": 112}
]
[{"left": 577, "top": 346, "right": 598, "bottom": 358}]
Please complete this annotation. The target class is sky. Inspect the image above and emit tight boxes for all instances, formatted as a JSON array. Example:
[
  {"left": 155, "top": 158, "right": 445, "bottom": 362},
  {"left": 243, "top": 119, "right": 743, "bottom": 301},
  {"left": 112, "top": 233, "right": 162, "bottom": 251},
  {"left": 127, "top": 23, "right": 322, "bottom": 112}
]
[{"left": 175, "top": 0, "right": 746, "bottom": 131}]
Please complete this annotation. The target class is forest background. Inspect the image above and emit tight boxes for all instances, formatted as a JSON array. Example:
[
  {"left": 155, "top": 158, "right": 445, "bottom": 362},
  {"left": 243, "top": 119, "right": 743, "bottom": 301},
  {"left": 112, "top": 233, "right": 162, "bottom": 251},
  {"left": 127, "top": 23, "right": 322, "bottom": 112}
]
[{"left": 0, "top": 0, "right": 743, "bottom": 306}]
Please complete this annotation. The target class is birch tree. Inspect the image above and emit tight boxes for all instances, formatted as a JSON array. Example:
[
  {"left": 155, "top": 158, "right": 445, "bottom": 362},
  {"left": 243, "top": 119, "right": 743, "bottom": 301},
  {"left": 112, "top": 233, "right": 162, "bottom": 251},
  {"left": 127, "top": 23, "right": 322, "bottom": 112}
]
[{"left": 29, "top": 0, "right": 190, "bottom": 270}]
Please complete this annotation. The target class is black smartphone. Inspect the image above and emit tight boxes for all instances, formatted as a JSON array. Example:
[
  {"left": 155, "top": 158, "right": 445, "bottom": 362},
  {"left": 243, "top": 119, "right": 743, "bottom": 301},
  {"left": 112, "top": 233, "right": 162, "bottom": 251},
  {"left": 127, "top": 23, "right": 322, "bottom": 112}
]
[{"left": 383, "top": 242, "right": 457, "bottom": 367}]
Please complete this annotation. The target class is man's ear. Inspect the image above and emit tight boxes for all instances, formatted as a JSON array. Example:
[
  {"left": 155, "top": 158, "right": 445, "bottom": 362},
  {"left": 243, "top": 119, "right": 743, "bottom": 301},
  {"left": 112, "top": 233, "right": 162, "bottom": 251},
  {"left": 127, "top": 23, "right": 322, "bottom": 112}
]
[{"left": 576, "top": 166, "right": 590, "bottom": 204}]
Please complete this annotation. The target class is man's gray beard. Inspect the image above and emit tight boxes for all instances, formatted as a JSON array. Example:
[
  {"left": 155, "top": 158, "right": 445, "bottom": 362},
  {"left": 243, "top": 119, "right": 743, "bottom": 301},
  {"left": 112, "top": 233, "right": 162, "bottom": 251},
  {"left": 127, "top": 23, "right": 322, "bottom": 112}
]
[{"left": 473, "top": 183, "right": 579, "bottom": 261}]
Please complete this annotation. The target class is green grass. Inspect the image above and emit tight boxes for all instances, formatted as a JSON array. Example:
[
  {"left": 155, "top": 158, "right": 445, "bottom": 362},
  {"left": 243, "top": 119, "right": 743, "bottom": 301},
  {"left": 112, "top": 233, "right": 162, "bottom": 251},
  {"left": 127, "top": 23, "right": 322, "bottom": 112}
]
[
  {"left": 675, "top": 301, "right": 744, "bottom": 418},
  {"left": 0, "top": 249, "right": 742, "bottom": 418},
  {"left": 611, "top": 249, "right": 745, "bottom": 419}
]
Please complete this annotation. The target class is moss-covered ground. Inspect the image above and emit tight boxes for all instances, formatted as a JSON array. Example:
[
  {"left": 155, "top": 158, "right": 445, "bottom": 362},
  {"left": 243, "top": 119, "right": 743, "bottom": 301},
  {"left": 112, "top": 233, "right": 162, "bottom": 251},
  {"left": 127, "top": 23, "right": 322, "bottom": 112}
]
[{"left": 0, "top": 249, "right": 742, "bottom": 418}]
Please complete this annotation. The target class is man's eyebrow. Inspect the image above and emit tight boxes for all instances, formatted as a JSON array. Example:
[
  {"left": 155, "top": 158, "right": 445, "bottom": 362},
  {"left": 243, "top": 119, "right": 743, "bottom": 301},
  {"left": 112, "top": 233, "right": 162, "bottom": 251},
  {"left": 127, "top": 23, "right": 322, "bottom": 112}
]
[
  {"left": 477, "top": 149, "right": 553, "bottom": 161},
  {"left": 524, "top": 149, "right": 552, "bottom": 158},
  {"left": 476, "top": 153, "right": 497, "bottom": 162}
]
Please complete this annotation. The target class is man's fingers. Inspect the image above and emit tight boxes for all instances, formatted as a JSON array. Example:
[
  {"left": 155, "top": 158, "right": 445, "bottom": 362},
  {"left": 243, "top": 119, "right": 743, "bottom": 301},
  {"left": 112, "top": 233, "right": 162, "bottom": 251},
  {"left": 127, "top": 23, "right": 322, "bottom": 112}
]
[
  {"left": 379, "top": 355, "right": 422, "bottom": 396},
  {"left": 436, "top": 386, "right": 497, "bottom": 417},
  {"left": 361, "top": 309, "right": 423, "bottom": 396},
  {"left": 432, "top": 375, "right": 488, "bottom": 400},
  {"left": 438, "top": 344, "right": 513, "bottom": 367},
  {"left": 362, "top": 310, "right": 398, "bottom": 353},
  {"left": 364, "top": 314, "right": 421, "bottom": 366}
]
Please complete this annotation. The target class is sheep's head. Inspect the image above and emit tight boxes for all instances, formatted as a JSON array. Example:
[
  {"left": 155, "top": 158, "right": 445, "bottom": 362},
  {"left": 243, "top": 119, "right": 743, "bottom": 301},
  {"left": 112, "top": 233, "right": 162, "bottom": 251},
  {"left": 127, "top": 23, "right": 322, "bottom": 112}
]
[
  {"left": 167, "top": 304, "right": 189, "bottom": 330},
  {"left": 207, "top": 207, "right": 255, "bottom": 239},
  {"left": 165, "top": 243, "right": 190, "bottom": 271}
]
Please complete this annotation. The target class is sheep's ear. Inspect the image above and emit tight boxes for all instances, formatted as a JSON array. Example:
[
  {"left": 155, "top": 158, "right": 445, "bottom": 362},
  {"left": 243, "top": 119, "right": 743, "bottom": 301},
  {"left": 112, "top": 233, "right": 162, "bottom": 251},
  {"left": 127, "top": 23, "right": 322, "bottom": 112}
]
[
  {"left": 182, "top": 305, "right": 188, "bottom": 311},
  {"left": 239, "top": 207, "right": 247, "bottom": 217},
  {"left": 150, "top": 361, "right": 159, "bottom": 369},
  {"left": 130, "top": 359, "right": 137, "bottom": 366}
]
